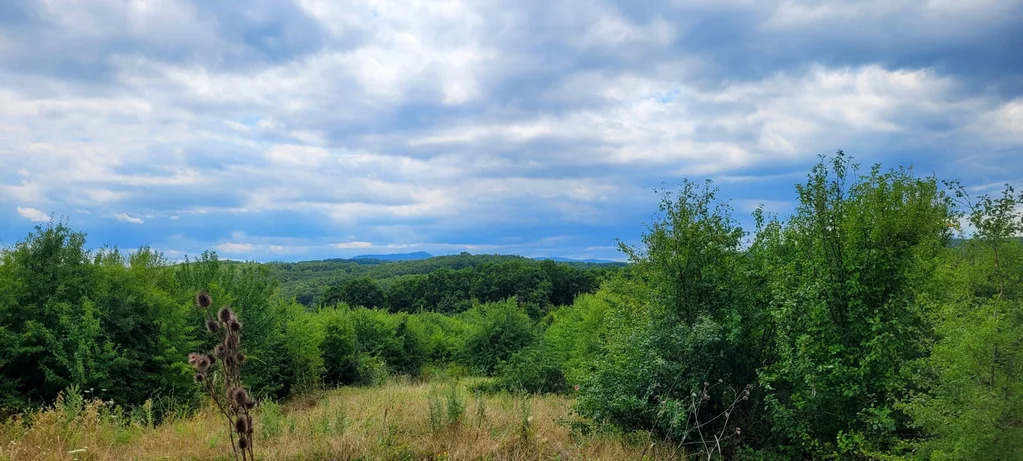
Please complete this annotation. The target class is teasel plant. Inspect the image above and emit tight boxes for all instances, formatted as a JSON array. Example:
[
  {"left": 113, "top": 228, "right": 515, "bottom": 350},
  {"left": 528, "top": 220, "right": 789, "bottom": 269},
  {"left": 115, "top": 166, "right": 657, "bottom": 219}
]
[{"left": 188, "top": 291, "right": 256, "bottom": 460}]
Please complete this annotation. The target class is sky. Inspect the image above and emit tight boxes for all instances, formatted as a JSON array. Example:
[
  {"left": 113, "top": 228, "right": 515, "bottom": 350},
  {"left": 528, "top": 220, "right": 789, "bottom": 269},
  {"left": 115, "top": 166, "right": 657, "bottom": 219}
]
[{"left": 1, "top": 0, "right": 1021, "bottom": 262}]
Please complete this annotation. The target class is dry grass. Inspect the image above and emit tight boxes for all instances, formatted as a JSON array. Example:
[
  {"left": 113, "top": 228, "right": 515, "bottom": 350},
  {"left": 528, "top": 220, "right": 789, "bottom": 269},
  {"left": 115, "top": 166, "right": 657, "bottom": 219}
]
[{"left": 0, "top": 380, "right": 683, "bottom": 460}]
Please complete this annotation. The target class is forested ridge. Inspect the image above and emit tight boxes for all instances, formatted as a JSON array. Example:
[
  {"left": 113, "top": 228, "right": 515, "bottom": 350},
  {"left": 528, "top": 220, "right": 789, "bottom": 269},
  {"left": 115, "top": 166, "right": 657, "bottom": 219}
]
[
  {"left": 266, "top": 253, "right": 621, "bottom": 310},
  {"left": 1, "top": 153, "right": 1021, "bottom": 459}
]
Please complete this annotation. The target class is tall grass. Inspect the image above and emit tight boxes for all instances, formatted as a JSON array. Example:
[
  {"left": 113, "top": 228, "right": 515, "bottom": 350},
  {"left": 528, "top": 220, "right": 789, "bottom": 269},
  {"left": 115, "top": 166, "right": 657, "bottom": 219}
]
[{"left": 0, "top": 380, "right": 683, "bottom": 460}]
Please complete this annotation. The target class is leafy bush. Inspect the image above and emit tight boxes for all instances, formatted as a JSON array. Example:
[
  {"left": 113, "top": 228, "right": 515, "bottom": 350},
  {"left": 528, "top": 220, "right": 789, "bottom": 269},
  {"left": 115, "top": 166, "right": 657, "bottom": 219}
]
[
  {"left": 461, "top": 299, "right": 536, "bottom": 375},
  {"left": 0, "top": 223, "right": 196, "bottom": 412},
  {"left": 901, "top": 185, "right": 1023, "bottom": 459},
  {"left": 759, "top": 154, "right": 954, "bottom": 455},
  {"left": 314, "top": 306, "right": 360, "bottom": 386},
  {"left": 497, "top": 344, "right": 568, "bottom": 394},
  {"left": 321, "top": 277, "right": 385, "bottom": 308},
  {"left": 497, "top": 293, "right": 608, "bottom": 393},
  {"left": 575, "top": 181, "right": 759, "bottom": 448}
]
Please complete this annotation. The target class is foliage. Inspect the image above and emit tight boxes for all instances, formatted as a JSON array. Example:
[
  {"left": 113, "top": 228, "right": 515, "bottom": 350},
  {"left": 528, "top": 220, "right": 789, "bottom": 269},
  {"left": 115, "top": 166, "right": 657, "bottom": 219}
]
[
  {"left": 759, "top": 153, "right": 954, "bottom": 455},
  {"left": 3, "top": 153, "right": 1023, "bottom": 460},
  {"left": 901, "top": 184, "right": 1023, "bottom": 459},
  {"left": 320, "top": 276, "right": 385, "bottom": 308},
  {"left": 497, "top": 292, "right": 608, "bottom": 393},
  {"left": 313, "top": 306, "right": 359, "bottom": 386},
  {"left": 0, "top": 222, "right": 195, "bottom": 414},
  {"left": 462, "top": 299, "right": 537, "bottom": 375},
  {"left": 272, "top": 253, "right": 616, "bottom": 313},
  {"left": 575, "top": 180, "right": 761, "bottom": 452}
]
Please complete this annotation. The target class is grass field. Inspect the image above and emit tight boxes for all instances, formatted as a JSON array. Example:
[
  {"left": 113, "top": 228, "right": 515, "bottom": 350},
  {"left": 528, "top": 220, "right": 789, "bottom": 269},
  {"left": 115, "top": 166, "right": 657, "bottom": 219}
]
[{"left": 0, "top": 380, "right": 680, "bottom": 460}]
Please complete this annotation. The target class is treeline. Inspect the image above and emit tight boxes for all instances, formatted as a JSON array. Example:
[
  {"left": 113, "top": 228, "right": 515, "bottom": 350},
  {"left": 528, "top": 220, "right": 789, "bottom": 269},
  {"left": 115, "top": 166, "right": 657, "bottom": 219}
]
[
  {"left": 270, "top": 254, "right": 619, "bottom": 309},
  {"left": 318, "top": 260, "right": 611, "bottom": 317}
]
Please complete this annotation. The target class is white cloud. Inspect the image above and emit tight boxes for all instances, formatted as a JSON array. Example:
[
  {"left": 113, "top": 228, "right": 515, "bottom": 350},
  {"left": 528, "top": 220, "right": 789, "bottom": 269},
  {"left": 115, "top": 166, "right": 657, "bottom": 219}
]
[
  {"left": 215, "top": 243, "right": 256, "bottom": 253},
  {"left": 16, "top": 207, "right": 50, "bottom": 222},
  {"left": 110, "top": 212, "right": 144, "bottom": 224},
  {"left": 334, "top": 241, "right": 373, "bottom": 249}
]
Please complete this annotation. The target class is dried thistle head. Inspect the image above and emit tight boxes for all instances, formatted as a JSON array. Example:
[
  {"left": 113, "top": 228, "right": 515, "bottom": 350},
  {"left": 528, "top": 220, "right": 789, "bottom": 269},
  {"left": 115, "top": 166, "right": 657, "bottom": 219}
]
[
  {"left": 187, "top": 353, "right": 200, "bottom": 365},
  {"left": 195, "top": 355, "right": 211, "bottom": 372},
  {"left": 194, "top": 373, "right": 204, "bottom": 382},
  {"left": 235, "top": 417, "right": 249, "bottom": 433},
  {"left": 229, "top": 319, "right": 242, "bottom": 332},
  {"left": 231, "top": 387, "right": 249, "bottom": 407},
  {"left": 196, "top": 291, "right": 213, "bottom": 308},
  {"left": 206, "top": 319, "right": 219, "bottom": 333},
  {"left": 214, "top": 344, "right": 227, "bottom": 358},
  {"left": 218, "top": 306, "right": 234, "bottom": 324},
  {"left": 237, "top": 436, "right": 248, "bottom": 450}
]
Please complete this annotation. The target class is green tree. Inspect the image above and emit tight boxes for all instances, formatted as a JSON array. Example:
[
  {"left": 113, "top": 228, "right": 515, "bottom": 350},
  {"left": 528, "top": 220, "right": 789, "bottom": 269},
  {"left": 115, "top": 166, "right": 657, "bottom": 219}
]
[
  {"left": 0, "top": 223, "right": 196, "bottom": 412},
  {"left": 176, "top": 252, "right": 315, "bottom": 399},
  {"left": 760, "top": 153, "right": 954, "bottom": 455},
  {"left": 462, "top": 299, "right": 536, "bottom": 375},
  {"left": 314, "top": 306, "right": 360, "bottom": 385},
  {"left": 903, "top": 184, "right": 1023, "bottom": 459},
  {"left": 322, "top": 277, "right": 385, "bottom": 308},
  {"left": 576, "top": 181, "right": 761, "bottom": 446}
]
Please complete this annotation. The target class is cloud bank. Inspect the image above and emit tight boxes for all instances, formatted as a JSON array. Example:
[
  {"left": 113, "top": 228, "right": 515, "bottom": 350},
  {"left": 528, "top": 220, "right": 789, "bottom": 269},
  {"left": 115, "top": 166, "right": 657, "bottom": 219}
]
[{"left": 1, "top": 0, "right": 1021, "bottom": 260}]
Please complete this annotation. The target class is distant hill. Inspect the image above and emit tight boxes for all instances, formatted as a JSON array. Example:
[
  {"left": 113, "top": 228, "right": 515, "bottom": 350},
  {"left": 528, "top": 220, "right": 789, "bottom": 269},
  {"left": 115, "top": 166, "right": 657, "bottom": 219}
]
[
  {"left": 267, "top": 252, "right": 622, "bottom": 306},
  {"left": 352, "top": 251, "right": 433, "bottom": 261},
  {"left": 532, "top": 256, "right": 621, "bottom": 264}
]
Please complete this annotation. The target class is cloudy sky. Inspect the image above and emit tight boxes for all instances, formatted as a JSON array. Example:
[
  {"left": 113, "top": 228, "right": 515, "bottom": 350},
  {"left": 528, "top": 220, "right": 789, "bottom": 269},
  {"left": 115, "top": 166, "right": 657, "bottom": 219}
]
[{"left": 1, "top": 0, "right": 1021, "bottom": 261}]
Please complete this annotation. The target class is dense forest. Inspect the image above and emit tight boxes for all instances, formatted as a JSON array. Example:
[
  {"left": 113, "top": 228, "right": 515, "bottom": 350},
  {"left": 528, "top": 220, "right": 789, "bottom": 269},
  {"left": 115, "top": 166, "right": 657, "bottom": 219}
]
[
  {"left": 268, "top": 254, "right": 620, "bottom": 312},
  {"left": 1, "top": 153, "right": 1021, "bottom": 459}
]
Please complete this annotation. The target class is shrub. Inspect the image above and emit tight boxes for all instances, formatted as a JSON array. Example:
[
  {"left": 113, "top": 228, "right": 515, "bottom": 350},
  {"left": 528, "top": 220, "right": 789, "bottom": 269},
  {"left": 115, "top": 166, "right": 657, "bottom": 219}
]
[
  {"left": 0, "top": 223, "right": 197, "bottom": 412},
  {"left": 497, "top": 344, "right": 568, "bottom": 394},
  {"left": 461, "top": 299, "right": 536, "bottom": 375},
  {"left": 575, "top": 181, "right": 758, "bottom": 451},
  {"left": 760, "top": 154, "right": 955, "bottom": 455},
  {"left": 314, "top": 306, "right": 360, "bottom": 386},
  {"left": 321, "top": 277, "right": 385, "bottom": 308},
  {"left": 902, "top": 185, "right": 1023, "bottom": 459}
]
